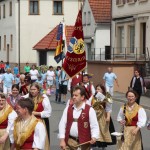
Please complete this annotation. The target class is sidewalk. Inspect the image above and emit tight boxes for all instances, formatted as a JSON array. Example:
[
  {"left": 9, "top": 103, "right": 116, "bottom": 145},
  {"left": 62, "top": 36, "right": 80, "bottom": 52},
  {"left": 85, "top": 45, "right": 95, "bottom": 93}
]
[{"left": 113, "top": 92, "right": 150, "bottom": 110}]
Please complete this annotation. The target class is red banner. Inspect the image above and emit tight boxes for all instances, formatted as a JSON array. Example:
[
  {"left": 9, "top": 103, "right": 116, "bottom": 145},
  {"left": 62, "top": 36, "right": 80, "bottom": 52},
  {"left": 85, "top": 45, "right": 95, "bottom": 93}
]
[{"left": 62, "top": 10, "right": 86, "bottom": 78}]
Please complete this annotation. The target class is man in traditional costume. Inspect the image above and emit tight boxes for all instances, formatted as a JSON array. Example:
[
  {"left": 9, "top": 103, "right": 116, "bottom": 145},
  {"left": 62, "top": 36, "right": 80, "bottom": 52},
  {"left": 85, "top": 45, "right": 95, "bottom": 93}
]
[
  {"left": 68, "top": 73, "right": 82, "bottom": 96},
  {"left": 59, "top": 85, "right": 99, "bottom": 150},
  {"left": 117, "top": 90, "right": 147, "bottom": 150},
  {"left": 10, "top": 98, "right": 46, "bottom": 150},
  {"left": 0, "top": 93, "right": 17, "bottom": 150},
  {"left": 80, "top": 74, "right": 95, "bottom": 104}
]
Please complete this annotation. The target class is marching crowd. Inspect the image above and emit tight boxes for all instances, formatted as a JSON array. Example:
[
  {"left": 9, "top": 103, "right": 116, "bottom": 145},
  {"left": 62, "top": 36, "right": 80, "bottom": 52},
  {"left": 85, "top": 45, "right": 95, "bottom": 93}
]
[{"left": 0, "top": 60, "right": 150, "bottom": 150}]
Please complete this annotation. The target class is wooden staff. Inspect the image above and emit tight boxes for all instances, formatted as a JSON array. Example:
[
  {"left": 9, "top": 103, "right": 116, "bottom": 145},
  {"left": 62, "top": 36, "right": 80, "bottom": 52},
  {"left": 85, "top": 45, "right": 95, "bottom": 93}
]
[{"left": 75, "top": 140, "right": 91, "bottom": 147}]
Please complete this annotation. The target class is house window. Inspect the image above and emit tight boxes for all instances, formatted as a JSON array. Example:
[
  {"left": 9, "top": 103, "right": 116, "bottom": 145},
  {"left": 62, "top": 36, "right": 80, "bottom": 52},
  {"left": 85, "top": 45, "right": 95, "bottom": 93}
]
[
  {"left": 0, "top": 36, "right": 1, "bottom": 50},
  {"left": 116, "top": 0, "right": 126, "bottom": 5},
  {"left": 87, "top": 12, "right": 91, "bottom": 25},
  {"left": 3, "top": 4, "right": 5, "bottom": 18},
  {"left": 53, "top": 1, "right": 63, "bottom": 15},
  {"left": 4, "top": 35, "right": 6, "bottom": 50},
  {"left": 129, "top": 26, "right": 135, "bottom": 53},
  {"left": 118, "top": 26, "right": 124, "bottom": 53},
  {"left": 10, "top": 34, "right": 13, "bottom": 49},
  {"left": 83, "top": 12, "right": 86, "bottom": 25},
  {"left": 29, "top": 0, "right": 39, "bottom": 15},
  {"left": 9, "top": 1, "right": 12, "bottom": 16}
]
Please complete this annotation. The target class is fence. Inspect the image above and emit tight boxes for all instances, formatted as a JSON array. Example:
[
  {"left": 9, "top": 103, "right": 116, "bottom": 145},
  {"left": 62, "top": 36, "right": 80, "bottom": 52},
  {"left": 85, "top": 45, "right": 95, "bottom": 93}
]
[{"left": 88, "top": 47, "right": 150, "bottom": 61}]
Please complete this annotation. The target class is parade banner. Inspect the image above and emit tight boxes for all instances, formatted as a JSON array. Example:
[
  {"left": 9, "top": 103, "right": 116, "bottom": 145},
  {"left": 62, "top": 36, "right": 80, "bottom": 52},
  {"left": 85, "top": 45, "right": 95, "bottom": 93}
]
[
  {"left": 54, "top": 23, "right": 65, "bottom": 63},
  {"left": 62, "top": 9, "right": 86, "bottom": 78}
]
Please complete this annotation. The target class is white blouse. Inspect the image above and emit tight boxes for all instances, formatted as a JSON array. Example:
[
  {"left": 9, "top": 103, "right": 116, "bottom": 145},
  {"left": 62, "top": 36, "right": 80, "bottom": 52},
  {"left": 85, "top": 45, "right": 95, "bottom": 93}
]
[
  {"left": 22, "top": 94, "right": 52, "bottom": 118},
  {"left": 117, "top": 106, "right": 147, "bottom": 128},
  {"left": 10, "top": 121, "right": 46, "bottom": 149}
]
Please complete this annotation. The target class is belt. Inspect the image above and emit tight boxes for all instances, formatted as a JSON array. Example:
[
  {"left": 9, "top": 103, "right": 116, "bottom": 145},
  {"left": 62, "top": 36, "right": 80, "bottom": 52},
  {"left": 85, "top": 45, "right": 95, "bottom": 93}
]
[{"left": 69, "top": 135, "right": 79, "bottom": 142}]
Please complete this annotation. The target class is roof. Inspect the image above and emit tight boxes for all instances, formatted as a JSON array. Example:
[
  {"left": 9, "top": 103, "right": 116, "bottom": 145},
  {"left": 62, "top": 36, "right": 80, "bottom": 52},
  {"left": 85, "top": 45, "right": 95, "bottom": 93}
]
[
  {"left": 33, "top": 25, "right": 74, "bottom": 50},
  {"left": 89, "top": 0, "right": 111, "bottom": 23}
]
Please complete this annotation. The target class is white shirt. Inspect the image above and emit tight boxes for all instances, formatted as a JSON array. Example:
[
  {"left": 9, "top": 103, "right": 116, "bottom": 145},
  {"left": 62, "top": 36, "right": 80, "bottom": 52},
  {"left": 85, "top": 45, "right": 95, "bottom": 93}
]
[
  {"left": 46, "top": 70, "right": 55, "bottom": 80},
  {"left": 29, "top": 69, "right": 39, "bottom": 80},
  {"left": 22, "top": 94, "right": 52, "bottom": 118},
  {"left": 10, "top": 121, "right": 46, "bottom": 149},
  {"left": 58, "top": 102, "right": 100, "bottom": 139},
  {"left": 66, "top": 99, "right": 91, "bottom": 107},
  {"left": 67, "top": 75, "right": 80, "bottom": 91},
  {"left": 117, "top": 106, "right": 147, "bottom": 128},
  {"left": 7, "top": 110, "right": 17, "bottom": 133}
]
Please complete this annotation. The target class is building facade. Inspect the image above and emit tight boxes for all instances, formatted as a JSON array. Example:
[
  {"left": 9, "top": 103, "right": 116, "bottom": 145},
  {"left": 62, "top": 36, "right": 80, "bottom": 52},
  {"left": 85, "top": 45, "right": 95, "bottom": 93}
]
[
  {"left": 0, "top": 0, "right": 81, "bottom": 69},
  {"left": 112, "top": 0, "right": 150, "bottom": 61},
  {"left": 82, "top": 0, "right": 111, "bottom": 61}
]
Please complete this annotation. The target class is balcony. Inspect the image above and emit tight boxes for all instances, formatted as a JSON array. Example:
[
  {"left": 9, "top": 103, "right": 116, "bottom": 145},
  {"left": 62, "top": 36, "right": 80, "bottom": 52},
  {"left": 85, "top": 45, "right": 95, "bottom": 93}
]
[{"left": 88, "top": 47, "right": 150, "bottom": 62}]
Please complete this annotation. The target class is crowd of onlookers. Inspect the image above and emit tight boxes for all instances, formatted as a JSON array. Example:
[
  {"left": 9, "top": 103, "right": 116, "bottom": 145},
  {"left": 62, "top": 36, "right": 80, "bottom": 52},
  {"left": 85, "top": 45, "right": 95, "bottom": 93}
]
[{"left": 0, "top": 61, "right": 68, "bottom": 103}]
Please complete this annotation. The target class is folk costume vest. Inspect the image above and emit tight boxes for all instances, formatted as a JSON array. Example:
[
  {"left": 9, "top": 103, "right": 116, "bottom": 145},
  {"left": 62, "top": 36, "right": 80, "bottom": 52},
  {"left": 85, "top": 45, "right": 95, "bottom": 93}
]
[
  {"left": 14, "top": 115, "right": 39, "bottom": 149},
  {"left": 83, "top": 83, "right": 92, "bottom": 99},
  {"left": 0, "top": 103, "right": 13, "bottom": 129},
  {"left": 71, "top": 75, "right": 82, "bottom": 87},
  {"left": 122, "top": 103, "right": 141, "bottom": 126},
  {"left": 33, "top": 96, "right": 44, "bottom": 119},
  {"left": 65, "top": 104, "right": 91, "bottom": 144}
]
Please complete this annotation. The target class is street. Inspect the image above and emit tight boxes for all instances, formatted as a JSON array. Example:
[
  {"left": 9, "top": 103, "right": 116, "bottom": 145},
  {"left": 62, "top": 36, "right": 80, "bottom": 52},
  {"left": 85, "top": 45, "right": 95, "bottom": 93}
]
[{"left": 49, "top": 94, "right": 150, "bottom": 150}]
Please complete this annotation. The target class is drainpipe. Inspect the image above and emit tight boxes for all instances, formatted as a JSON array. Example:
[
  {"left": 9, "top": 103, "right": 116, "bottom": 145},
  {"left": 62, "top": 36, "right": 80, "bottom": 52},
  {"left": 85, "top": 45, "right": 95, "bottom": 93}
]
[
  {"left": 18, "top": 0, "right": 20, "bottom": 71},
  {"left": 110, "top": 0, "right": 112, "bottom": 59}
]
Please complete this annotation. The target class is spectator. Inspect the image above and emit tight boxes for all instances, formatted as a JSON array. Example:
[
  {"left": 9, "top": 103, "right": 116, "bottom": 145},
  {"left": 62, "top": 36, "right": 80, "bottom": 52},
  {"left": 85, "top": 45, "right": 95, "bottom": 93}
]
[
  {"left": 5, "top": 62, "right": 10, "bottom": 71},
  {"left": 0, "top": 60, "right": 5, "bottom": 74},
  {"left": 55, "top": 66, "right": 61, "bottom": 102},
  {"left": 13, "top": 63, "right": 19, "bottom": 76},
  {"left": 130, "top": 69, "right": 147, "bottom": 104},
  {"left": 1, "top": 68, "right": 15, "bottom": 95},
  {"left": 58, "top": 69, "right": 68, "bottom": 103},
  {"left": 46, "top": 66, "right": 55, "bottom": 95},
  {"left": 103, "top": 67, "right": 119, "bottom": 96},
  {"left": 29, "top": 65, "right": 39, "bottom": 83},
  {"left": 24, "top": 62, "right": 30, "bottom": 75}
]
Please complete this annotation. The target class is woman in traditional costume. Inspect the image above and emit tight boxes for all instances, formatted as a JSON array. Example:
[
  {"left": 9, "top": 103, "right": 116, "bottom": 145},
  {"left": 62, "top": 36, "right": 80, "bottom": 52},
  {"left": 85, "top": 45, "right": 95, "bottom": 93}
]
[
  {"left": 0, "top": 93, "right": 17, "bottom": 150},
  {"left": 10, "top": 98, "right": 46, "bottom": 150},
  {"left": 92, "top": 84, "right": 116, "bottom": 150},
  {"left": 7, "top": 84, "right": 21, "bottom": 109},
  {"left": 24, "top": 82, "right": 52, "bottom": 149},
  {"left": 117, "top": 90, "right": 147, "bottom": 150}
]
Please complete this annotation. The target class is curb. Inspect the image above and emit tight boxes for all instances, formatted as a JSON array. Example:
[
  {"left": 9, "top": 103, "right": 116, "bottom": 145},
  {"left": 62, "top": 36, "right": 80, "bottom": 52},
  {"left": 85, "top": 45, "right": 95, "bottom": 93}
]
[{"left": 113, "top": 98, "right": 150, "bottom": 110}]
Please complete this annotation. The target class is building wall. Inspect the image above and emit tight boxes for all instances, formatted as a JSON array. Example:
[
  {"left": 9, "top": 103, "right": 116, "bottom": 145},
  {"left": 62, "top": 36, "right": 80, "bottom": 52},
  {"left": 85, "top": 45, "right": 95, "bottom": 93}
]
[
  {"left": 95, "top": 25, "right": 110, "bottom": 60},
  {"left": 0, "top": 0, "right": 80, "bottom": 66},
  {"left": 112, "top": 0, "right": 150, "bottom": 54},
  {"left": 82, "top": 0, "right": 110, "bottom": 61},
  {"left": 87, "top": 61, "right": 144, "bottom": 93},
  {"left": 0, "top": 0, "right": 17, "bottom": 62}
]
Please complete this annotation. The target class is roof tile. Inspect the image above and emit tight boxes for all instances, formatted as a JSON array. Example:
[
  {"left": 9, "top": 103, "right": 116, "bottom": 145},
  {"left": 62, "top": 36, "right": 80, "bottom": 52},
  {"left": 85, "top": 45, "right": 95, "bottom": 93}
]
[
  {"left": 33, "top": 25, "right": 74, "bottom": 50},
  {"left": 89, "top": 0, "right": 111, "bottom": 23}
]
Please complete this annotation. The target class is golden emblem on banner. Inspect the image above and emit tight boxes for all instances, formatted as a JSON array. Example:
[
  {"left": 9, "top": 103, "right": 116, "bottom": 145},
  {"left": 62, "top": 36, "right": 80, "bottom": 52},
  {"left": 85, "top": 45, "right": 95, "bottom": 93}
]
[
  {"left": 84, "top": 122, "right": 88, "bottom": 128},
  {"left": 73, "top": 38, "right": 85, "bottom": 54}
]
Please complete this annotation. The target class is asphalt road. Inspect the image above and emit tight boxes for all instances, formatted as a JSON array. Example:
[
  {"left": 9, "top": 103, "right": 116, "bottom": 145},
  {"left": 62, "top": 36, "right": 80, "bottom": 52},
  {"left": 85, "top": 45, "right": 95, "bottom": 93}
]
[{"left": 49, "top": 95, "right": 150, "bottom": 150}]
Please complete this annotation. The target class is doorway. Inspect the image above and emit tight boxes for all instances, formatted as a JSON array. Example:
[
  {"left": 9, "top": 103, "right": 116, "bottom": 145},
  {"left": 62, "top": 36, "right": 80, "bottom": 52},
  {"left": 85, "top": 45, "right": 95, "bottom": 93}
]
[
  {"left": 39, "top": 51, "right": 47, "bottom": 66},
  {"left": 140, "top": 23, "right": 146, "bottom": 54}
]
